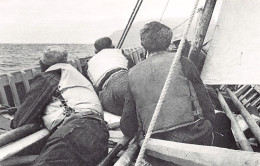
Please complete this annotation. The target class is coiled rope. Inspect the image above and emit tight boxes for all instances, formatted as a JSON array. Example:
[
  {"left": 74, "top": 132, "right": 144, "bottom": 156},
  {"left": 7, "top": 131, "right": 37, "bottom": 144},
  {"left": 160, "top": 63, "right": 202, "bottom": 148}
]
[{"left": 134, "top": 0, "right": 200, "bottom": 165}]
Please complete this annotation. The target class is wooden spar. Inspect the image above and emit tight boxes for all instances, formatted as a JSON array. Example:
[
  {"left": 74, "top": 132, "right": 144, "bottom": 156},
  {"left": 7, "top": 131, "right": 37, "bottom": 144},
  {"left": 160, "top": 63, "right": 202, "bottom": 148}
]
[
  {"left": 0, "top": 155, "right": 38, "bottom": 166},
  {"left": 0, "top": 107, "right": 16, "bottom": 115},
  {"left": 226, "top": 88, "right": 260, "bottom": 144},
  {"left": 117, "top": 0, "right": 143, "bottom": 49},
  {"left": 0, "top": 123, "right": 41, "bottom": 147},
  {"left": 195, "top": 7, "right": 203, "bottom": 32},
  {"left": 98, "top": 137, "right": 131, "bottom": 166},
  {"left": 108, "top": 122, "right": 120, "bottom": 130},
  {"left": 188, "top": 0, "right": 217, "bottom": 71},
  {"left": 114, "top": 141, "right": 139, "bottom": 166},
  {"left": 217, "top": 89, "right": 253, "bottom": 151},
  {"left": 144, "top": 138, "right": 260, "bottom": 166},
  {"left": 0, "top": 128, "right": 50, "bottom": 161}
]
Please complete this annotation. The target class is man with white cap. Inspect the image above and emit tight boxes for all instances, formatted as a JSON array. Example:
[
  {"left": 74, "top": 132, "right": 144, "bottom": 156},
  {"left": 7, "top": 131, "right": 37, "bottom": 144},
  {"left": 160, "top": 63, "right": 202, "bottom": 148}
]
[{"left": 11, "top": 46, "right": 109, "bottom": 166}]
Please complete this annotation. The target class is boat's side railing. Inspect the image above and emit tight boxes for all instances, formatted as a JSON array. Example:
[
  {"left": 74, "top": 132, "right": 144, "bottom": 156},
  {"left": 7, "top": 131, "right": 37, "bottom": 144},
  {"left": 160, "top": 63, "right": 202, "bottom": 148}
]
[
  {"left": 233, "top": 85, "right": 260, "bottom": 111},
  {"left": 0, "top": 47, "right": 145, "bottom": 108}
]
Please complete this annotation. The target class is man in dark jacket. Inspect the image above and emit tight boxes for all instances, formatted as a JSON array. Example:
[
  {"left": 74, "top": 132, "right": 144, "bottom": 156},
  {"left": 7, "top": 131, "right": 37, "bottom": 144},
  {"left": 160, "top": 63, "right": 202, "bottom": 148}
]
[
  {"left": 11, "top": 46, "right": 109, "bottom": 166},
  {"left": 120, "top": 21, "right": 215, "bottom": 165}
]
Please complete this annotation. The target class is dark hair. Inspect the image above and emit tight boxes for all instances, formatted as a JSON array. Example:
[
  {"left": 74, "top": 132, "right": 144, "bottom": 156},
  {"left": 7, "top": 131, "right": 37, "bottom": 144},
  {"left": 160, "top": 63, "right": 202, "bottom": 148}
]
[
  {"left": 94, "top": 37, "right": 114, "bottom": 53},
  {"left": 140, "top": 21, "right": 172, "bottom": 52}
]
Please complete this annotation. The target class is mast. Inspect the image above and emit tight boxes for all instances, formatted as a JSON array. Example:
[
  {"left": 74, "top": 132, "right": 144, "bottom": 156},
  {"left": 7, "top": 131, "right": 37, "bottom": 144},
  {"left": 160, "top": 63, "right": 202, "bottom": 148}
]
[
  {"left": 188, "top": 0, "right": 217, "bottom": 72},
  {"left": 117, "top": 0, "right": 143, "bottom": 49}
]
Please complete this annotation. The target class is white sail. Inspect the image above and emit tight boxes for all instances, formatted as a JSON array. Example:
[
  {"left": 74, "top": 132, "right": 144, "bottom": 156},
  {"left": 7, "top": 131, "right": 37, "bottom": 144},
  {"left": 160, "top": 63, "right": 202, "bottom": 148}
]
[{"left": 201, "top": 0, "right": 260, "bottom": 84}]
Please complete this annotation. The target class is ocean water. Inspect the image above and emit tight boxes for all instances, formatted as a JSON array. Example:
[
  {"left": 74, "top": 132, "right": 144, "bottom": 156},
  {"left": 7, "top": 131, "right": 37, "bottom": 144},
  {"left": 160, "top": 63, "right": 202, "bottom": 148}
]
[{"left": 0, "top": 44, "right": 94, "bottom": 74}]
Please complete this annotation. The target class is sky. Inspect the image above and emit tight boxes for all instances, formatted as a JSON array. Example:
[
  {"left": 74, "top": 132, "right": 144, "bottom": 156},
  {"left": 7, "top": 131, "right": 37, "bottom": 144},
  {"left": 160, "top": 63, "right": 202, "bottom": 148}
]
[{"left": 0, "top": 0, "right": 222, "bottom": 44}]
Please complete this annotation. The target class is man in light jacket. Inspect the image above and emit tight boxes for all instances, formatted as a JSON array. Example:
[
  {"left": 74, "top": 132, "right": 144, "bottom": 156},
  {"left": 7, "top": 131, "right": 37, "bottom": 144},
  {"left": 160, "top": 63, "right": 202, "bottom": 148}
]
[
  {"left": 11, "top": 46, "right": 109, "bottom": 166},
  {"left": 87, "top": 37, "right": 134, "bottom": 116}
]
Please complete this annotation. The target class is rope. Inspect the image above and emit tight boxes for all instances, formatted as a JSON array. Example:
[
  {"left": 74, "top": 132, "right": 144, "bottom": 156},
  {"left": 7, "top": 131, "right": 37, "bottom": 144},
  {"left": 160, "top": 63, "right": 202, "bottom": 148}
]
[
  {"left": 117, "top": 0, "right": 143, "bottom": 49},
  {"left": 171, "top": 18, "right": 189, "bottom": 31},
  {"left": 134, "top": 0, "right": 200, "bottom": 165},
  {"left": 159, "top": 0, "right": 170, "bottom": 22},
  {"left": 117, "top": 0, "right": 141, "bottom": 48}
]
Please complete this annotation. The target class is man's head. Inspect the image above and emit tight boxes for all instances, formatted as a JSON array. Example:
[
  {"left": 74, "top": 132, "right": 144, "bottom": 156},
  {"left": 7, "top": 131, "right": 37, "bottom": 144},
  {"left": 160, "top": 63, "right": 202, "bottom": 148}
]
[
  {"left": 40, "top": 46, "right": 68, "bottom": 71},
  {"left": 140, "top": 21, "right": 172, "bottom": 53},
  {"left": 94, "top": 37, "right": 114, "bottom": 53}
]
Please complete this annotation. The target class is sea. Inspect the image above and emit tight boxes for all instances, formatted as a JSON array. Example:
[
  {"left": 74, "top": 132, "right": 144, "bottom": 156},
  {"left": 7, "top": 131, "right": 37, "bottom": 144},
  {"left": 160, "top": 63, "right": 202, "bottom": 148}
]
[{"left": 0, "top": 43, "right": 94, "bottom": 74}]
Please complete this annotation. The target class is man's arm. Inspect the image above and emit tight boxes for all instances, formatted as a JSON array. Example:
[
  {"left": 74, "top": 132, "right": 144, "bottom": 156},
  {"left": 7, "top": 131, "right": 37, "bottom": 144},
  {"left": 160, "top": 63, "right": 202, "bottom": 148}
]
[
  {"left": 11, "top": 71, "right": 60, "bottom": 128},
  {"left": 181, "top": 57, "right": 215, "bottom": 125},
  {"left": 120, "top": 83, "right": 138, "bottom": 138}
]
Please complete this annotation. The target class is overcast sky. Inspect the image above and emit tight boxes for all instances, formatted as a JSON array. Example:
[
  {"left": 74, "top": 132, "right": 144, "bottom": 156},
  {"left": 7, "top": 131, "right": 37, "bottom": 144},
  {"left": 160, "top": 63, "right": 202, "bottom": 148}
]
[{"left": 0, "top": 0, "right": 222, "bottom": 44}]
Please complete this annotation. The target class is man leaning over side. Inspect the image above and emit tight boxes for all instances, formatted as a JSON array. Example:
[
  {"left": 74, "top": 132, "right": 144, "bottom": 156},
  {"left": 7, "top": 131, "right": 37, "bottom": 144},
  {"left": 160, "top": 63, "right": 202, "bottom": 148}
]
[
  {"left": 120, "top": 21, "right": 215, "bottom": 165},
  {"left": 11, "top": 46, "right": 109, "bottom": 166},
  {"left": 87, "top": 37, "right": 134, "bottom": 116}
]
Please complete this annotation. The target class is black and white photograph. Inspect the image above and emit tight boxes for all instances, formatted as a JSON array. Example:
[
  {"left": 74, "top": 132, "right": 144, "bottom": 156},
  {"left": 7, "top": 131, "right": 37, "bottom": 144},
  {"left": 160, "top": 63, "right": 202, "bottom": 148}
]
[{"left": 0, "top": 0, "right": 260, "bottom": 165}]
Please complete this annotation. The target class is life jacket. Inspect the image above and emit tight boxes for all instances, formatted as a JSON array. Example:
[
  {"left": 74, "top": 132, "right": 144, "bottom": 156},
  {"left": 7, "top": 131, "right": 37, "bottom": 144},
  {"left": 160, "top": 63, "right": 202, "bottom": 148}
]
[
  {"left": 87, "top": 49, "right": 128, "bottom": 88},
  {"left": 128, "top": 51, "right": 203, "bottom": 134},
  {"left": 42, "top": 63, "right": 103, "bottom": 130}
]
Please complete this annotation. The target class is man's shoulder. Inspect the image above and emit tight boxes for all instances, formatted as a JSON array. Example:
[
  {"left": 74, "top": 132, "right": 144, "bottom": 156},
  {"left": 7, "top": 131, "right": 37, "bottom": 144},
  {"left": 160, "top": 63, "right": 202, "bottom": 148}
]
[{"left": 32, "top": 69, "right": 61, "bottom": 85}]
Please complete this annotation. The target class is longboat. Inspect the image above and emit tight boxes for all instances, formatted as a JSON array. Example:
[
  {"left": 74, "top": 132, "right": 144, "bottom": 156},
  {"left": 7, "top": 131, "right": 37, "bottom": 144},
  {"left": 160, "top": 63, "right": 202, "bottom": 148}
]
[{"left": 1, "top": 0, "right": 260, "bottom": 165}]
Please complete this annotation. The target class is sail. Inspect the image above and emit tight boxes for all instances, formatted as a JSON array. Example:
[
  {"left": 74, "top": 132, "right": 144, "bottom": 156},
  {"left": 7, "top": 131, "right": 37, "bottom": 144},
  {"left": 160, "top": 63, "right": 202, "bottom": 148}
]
[{"left": 201, "top": 0, "right": 260, "bottom": 84}]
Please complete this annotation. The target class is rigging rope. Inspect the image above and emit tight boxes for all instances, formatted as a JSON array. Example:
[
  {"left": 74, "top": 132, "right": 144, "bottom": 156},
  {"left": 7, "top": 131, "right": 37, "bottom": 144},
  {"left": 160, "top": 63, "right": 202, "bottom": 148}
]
[
  {"left": 172, "top": 18, "right": 189, "bottom": 31},
  {"left": 159, "top": 0, "right": 170, "bottom": 22},
  {"left": 117, "top": 0, "right": 143, "bottom": 49},
  {"left": 134, "top": 0, "right": 200, "bottom": 165}
]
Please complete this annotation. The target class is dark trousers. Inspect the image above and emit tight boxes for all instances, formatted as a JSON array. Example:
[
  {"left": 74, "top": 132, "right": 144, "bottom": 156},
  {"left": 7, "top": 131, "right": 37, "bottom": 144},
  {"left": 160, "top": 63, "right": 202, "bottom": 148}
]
[
  {"left": 99, "top": 70, "right": 128, "bottom": 116},
  {"left": 33, "top": 114, "right": 109, "bottom": 166},
  {"left": 145, "top": 120, "right": 213, "bottom": 166}
]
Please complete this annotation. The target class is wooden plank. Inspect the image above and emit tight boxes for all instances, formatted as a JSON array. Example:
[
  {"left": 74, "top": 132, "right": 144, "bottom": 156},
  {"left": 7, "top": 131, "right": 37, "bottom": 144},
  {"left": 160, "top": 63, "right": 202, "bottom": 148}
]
[
  {"left": 238, "top": 87, "right": 254, "bottom": 101},
  {"left": 109, "top": 131, "right": 124, "bottom": 139},
  {"left": 0, "top": 115, "right": 11, "bottom": 131},
  {"left": 144, "top": 138, "right": 260, "bottom": 166},
  {"left": 114, "top": 141, "right": 139, "bottom": 166},
  {"left": 0, "top": 155, "right": 38, "bottom": 166},
  {"left": 254, "top": 85, "right": 260, "bottom": 94},
  {"left": 107, "top": 122, "right": 120, "bottom": 130},
  {"left": 124, "top": 48, "right": 135, "bottom": 65},
  {"left": 217, "top": 89, "right": 253, "bottom": 151},
  {"left": 6, "top": 74, "right": 20, "bottom": 107},
  {"left": 0, "top": 68, "right": 39, "bottom": 87},
  {"left": 219, "top": 85, "right": 227, "bottom": 91},
  {"left": 188, "top": 0, "right": 217, "bottom": 71},
  {"left": 251, "top": 96, "right": 260, "bottom": 107},
  {"left": 31, "top": 69, "right": 39, "bottom": 78},
  {"left": 227, "top": 88, "right": 260, "bottom": 144},
  {"left": 135, "top": 48, "right": 142, "bottom": 64},
  {"left": 0, "top": 124, "right": 41, "bottom": 147},
  {"left": 0, "top": 78, "right": 9, "bottom": 106},
  {"left": 234, "top": 85, "right": 251, "bottom": 97},
  {"left": 98, "top": 137, "right": 131, "bottom": 166},
  {"left": 241, "top": 92, "right": 258, "bottom": 106},
  {"left": 109, "top": 130, "right": 124, "bottom": 143},
  {"left": 0, "top": 129, "right": 50, "bottom": 161},
  {"left": 20, "top": 71, "right": 30, "bottom": 93}
]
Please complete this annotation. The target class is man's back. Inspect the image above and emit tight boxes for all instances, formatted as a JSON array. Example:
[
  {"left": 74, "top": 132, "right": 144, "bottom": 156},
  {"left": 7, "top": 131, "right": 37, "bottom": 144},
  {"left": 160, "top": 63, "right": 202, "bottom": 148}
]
[{"left": 128, "top": 51, "right": 204, "bottom": 134}]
